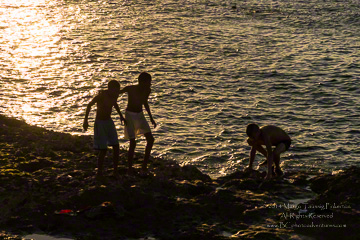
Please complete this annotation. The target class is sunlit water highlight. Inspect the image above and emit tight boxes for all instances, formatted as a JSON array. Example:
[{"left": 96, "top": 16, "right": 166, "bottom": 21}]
[{"left": 1, "top": 0, "right": 359, "bottom": 177}]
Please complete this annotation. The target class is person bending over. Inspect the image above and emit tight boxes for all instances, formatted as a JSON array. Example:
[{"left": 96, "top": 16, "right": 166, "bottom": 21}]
[{"left": 246, "top": 123, "right": 291, "bottom": 180}]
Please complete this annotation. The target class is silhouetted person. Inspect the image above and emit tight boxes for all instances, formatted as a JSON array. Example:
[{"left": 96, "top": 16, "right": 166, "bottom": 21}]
[
  {"left": 83, "top": 80, "right": 125, "bottom": 177},
  {"left": 246, "top": 124, "right": 291, "bottom": 180},
  {"left": 120, "top": 72, "right": 156, "bottom": 175}
]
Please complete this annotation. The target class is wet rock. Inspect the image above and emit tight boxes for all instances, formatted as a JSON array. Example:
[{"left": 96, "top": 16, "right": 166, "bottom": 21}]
[
  {"left": 311, "top": 167, "right": 360, "bottom": 204},
  {"left": 221, "top": 178, "right": 260, "bottom": 191},
  {"left": 284, "top": 171, "right": 310, "bottom": 186},
  {"left": 285, "top": 166, "right": 360, "bottom": 240},
  {"left": 174, "top": 180, "right": 214, "bottom": 196},
  {"left": 309, "top": 174, "right": 333, "bottom": 194},
  {"left": 180, "top": 165, "right": 212, "bottom": 182},
  {"left": 217, "top": 168, "right": 264, "bottom": 184},
  {"left": 231, "top": 228, "right": 284, "bottom": 240}
]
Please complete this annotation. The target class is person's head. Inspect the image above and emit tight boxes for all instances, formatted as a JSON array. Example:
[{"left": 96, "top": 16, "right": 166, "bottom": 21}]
[
  {"left": 107, "top": 80, "right": 120, "bottom": 97},
  {"left": 246, "top": 123, "right": 260, "bottom": 139},
  {"left": 138, "top": 72, "right": 152, "bottom": 89}
]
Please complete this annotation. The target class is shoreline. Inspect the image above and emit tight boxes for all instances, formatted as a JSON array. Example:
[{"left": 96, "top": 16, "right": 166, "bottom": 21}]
[{"left": 1, "top": 114, "right": 359, "bottom": 239}]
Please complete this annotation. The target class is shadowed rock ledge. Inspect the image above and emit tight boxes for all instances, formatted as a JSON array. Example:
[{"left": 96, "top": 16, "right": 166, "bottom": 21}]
[{"left": 0, "top": 115, "right": 359, "bottom": 240}]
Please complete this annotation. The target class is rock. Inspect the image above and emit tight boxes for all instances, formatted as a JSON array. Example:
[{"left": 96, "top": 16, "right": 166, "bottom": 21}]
[
  {"left": 287, "top": 166, "right": 360, "bottom": 240},
  {"left": 180, "top": 165, "right": 212, "bottom": 182},
  {"left": 175, "top": 180, "right": 213, "bottom": 196},
  {"left": 0, "top": 232, "right": 22, "bottom": 240},
  {"left": 17, "top": 158, "right": 53, "bottom": 173},
  {"left": 217, "top": 168, "right": 264, "bottom": 184},
  {"left": 82, "top": 201, "right": 125, "bottom": 219},
  {"left": 284, "top": 172, "right": 310, "bottom": 186},
  {"left": 310, "top": 174, "right": 333, "bottom": 194},
  {"left": 310, "top": 166, "right": 360, "bottom": 206},
  {"left": 231, "top": 228, "right": 284, "bottom": 240},
  {"left": 221, "top": 178, "right": 260, "bottom": 190}
]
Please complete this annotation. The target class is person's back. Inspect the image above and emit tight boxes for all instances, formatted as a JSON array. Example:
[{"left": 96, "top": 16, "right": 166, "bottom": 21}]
[{"left": 260, "top": 125, "right": 291, "bottom": 146}]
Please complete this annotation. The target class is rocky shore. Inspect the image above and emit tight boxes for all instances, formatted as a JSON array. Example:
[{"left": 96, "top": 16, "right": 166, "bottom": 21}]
[{"left": 0, "top": 115, "right": 359, "bottom": 240}]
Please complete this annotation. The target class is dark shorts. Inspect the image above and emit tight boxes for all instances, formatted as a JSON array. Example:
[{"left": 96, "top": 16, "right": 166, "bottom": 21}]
[
  {"left": 278, "top": 140, "right": 291, "bottom": 150},
  {"left": 94, "top": 119, "right": 119, "bottom": 150}
]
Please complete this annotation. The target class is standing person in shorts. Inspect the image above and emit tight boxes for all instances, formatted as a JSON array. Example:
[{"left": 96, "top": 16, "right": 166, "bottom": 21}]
[
  {"left": 83, "top": 80, "right": 126, "bottom": 177},
  {"left": 120, "top": 72, "right": 156, "bottom": 174},
  {"left": 245, "top": 124, "right": 291, "bottom": 180}
]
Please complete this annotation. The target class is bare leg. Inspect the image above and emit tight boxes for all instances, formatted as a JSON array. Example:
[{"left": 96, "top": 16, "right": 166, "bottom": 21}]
[
  {"left": 273, "top": 152, "right": 280, "bottom": 169},
  {"left": 274, "top": 154, "right": 283, "bottom": 176},
  {"left": 112, "top": 144, "right": 119, "bottom": 176},
  {"left": 273, "top": 143, "right": 286, "bottom": 176},
  {"left": 267, "top": 155, "right": 273, "bottom": 179},
  {"left": 128, "top": 139, "right": 136, "bottom": 174},
  {"left": 142, "top": 132, "right": 154, "bottom": 172},
  {"left": 97, "top": 149, "right": 107, "bottom": 177}
]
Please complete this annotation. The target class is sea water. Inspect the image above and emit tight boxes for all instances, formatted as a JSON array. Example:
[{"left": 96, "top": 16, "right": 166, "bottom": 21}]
[
  {"left": 23, "top": 234, "right": 73, "bottom": 240},
  {"left": 1, "top": 0, "right": 359, "bottom": 177}
]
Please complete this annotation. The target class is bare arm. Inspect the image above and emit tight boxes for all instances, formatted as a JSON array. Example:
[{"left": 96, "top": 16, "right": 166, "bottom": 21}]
[
  {"left": 144, "top": 91, "right": 156, "bottom": 128},
  {"left": 249, "top": 147, "right": 256, "bottom": 169},
  {"left": 249, "top": 146, "right": 256, "bottom": 169},
  {"left": 83, "top": 96, "right": 98, "bottom": 131},
  {"left": 114, "top": 102, "right": 126, "bottom": 125},
  {"left": 247, "top": 138, "right": 256, "bottom": 169},
  {"left": 119, "top": 86, "right": 130, "bottom": 94}
]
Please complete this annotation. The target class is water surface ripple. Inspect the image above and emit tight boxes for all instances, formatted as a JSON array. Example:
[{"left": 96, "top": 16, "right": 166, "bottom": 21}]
[{"left": 1, "top": 0, "right": 359, "bottom": 177}]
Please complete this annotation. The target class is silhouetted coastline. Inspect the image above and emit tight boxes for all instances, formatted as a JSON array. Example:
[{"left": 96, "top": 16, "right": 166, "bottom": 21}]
[{"left": 1, "top": 115, "right": 359, "bottom": 239}]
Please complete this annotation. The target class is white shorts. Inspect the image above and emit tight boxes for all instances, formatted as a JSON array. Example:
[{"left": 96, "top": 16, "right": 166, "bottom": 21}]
[
  {"left": 124, "top": 110, "right": 151, "bottom": 140},
  {"left": 94, "top": 119, "right": 119, "bottom": 150}
]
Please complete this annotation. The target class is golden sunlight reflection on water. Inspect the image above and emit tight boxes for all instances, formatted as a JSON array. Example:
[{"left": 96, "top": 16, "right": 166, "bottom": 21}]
[
  {"left": 1, "top": 0, "right": 61, "bottom": 69},
  {"left": 1, "top": 0, "right": 359, "bottom": 177},
  {"left": 0, "top": 0, "right": 74, "bottom": 127}
]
